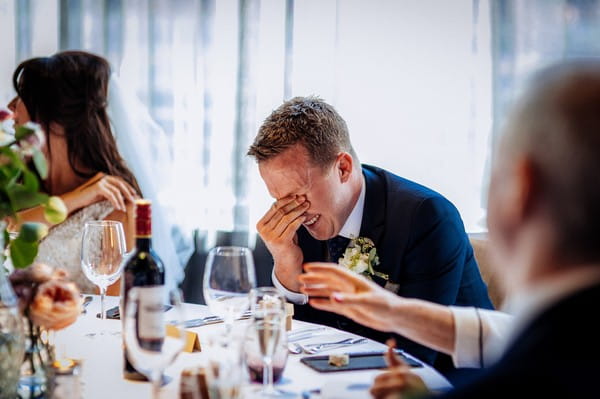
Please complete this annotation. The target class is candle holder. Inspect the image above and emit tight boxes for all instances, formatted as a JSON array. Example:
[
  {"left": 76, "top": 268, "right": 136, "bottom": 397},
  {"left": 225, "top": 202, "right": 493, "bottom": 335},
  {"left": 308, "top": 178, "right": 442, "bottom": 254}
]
[{"left": 50, "top": 358, "right": 82, "bottom": 399}]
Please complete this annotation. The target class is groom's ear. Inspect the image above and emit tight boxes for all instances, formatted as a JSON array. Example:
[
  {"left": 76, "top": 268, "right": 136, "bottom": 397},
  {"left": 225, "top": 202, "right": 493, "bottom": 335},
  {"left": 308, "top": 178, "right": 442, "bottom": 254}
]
[{"left": 337, "top": 152, "right": 354, "bottom": 183}]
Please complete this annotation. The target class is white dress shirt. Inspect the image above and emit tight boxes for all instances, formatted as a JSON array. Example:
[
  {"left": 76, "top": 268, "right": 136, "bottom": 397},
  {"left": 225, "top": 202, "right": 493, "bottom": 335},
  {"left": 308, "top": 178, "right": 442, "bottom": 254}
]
[
  {"left": 450, "top": 306, "right": 513, "bottom": 368},
  {"left": 272, "top": 178, "right": 366, "bottom": 304},
  {"left": 450, "top": 266, "right": 600, "bottom": 368}
]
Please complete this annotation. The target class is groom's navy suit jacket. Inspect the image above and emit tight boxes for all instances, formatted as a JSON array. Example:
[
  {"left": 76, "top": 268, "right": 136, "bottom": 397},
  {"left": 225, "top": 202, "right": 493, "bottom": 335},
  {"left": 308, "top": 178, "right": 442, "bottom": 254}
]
[{"left": 294, "top": 164, "right": 493, "bottom": 368}]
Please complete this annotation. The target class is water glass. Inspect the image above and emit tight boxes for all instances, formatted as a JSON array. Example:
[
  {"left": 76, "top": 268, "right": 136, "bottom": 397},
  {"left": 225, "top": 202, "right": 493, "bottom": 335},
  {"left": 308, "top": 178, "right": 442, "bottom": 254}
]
[
  {"left": 80, "top": 220, "right": 126, "bottom": 322},
  {"left": 203, "top": 246, "right": 256, "bottom": 335}
]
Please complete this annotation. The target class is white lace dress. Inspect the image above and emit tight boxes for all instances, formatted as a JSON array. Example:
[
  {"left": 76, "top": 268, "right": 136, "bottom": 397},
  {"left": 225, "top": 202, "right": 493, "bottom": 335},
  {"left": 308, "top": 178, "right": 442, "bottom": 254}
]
[{"left": 36, "top": 201, "right": 114, "bottom": 293}]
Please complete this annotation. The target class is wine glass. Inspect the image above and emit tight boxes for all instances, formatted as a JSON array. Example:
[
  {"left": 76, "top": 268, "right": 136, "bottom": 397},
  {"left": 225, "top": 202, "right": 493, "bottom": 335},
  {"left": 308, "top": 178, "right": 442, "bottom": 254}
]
[
  {"left": 124, "top": 287, "right": 186, "bottom": 399},
  {"left": 248, "top": 287, "right": 286, "bottom": 397},
  {"left": 203, "top": 246, "right": 257, "bottom": 335},
  {"left": 80, "top": 220, "right": 126, "bottom": 323}
]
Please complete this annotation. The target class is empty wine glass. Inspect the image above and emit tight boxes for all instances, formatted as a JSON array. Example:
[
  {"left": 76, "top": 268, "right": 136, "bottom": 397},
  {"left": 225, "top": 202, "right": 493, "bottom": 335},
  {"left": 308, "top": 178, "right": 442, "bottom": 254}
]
[
  {"left": 80, "top": 220, "right": 126, "bottom": 323},
  {"left": 124, "top": 287, "right": 186, "bottom": 399},
  {"left": 203, "top": 246, "right": 256, "bottom": 335},
  {"left": 248, "top": 287, "right": 286, "bottom": 397}
]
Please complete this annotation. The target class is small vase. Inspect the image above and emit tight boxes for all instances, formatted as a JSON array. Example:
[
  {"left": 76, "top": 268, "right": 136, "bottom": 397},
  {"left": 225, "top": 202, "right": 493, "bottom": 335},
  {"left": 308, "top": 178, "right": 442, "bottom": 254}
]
[
  {"left": 18, "top": 317, "right": 55, "bottom": 399},
  {"left": 0, "top": 268, "right": 25, "bottom": 399}
]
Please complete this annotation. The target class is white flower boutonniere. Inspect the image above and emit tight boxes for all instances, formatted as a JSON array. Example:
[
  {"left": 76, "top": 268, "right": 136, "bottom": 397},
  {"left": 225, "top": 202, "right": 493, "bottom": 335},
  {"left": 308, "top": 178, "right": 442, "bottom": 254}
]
[{"left": 338, "top": 236, "right": 389, "bottom": 281}]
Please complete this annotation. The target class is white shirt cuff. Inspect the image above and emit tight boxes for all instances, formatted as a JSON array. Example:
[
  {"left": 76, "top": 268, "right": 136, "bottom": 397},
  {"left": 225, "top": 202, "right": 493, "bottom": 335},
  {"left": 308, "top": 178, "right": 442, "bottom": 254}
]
[
  {"left": 451, "top": 306, "right": 513, "bottom": 368},
  {"left": 272, "top": 269, "right": 308, "bottom": 305},
  {"left": 451, "top": 306, "right": 482, "bottom": 368}
]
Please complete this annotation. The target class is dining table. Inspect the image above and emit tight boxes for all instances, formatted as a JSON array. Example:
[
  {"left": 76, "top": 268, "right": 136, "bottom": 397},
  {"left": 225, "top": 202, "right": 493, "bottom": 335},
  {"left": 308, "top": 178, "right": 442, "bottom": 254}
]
[{"left": 54, "top": 295, "right": 452, "bottom": 399}]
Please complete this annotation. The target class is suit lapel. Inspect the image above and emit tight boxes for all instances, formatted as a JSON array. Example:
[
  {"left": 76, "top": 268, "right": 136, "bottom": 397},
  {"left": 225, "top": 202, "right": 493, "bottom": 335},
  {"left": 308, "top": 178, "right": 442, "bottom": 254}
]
[
  {"left": 359, "top": 166, "right": 386, "bottom": 256},
  {"left": 300, "top": 165, "right": 386, "bottom": 265}
]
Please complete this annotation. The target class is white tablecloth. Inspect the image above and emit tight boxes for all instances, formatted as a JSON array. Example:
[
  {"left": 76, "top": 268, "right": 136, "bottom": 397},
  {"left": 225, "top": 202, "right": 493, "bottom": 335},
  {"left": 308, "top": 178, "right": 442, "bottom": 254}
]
[{"left": 55, "top": 296, "right": 451, "bottom": 398}]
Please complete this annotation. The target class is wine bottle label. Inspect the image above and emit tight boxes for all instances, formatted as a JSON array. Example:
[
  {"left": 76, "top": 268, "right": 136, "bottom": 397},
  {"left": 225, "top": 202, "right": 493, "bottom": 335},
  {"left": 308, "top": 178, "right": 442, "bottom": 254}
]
[{"left": 137, "top": 286, "right": 165, "bottom": 340}]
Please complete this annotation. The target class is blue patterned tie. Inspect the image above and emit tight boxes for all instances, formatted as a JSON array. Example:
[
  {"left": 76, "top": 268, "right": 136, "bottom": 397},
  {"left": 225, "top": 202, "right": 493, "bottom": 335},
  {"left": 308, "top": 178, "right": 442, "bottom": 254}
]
[{"left": 328, "top": 236, "right": 351, "bottom": 263}]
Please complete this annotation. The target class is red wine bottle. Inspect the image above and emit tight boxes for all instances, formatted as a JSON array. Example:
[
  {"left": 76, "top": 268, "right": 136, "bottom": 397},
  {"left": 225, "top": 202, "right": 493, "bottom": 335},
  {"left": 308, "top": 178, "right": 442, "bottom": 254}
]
[{"left": 121, "top": 199, "right": 165, "bottom": 381}]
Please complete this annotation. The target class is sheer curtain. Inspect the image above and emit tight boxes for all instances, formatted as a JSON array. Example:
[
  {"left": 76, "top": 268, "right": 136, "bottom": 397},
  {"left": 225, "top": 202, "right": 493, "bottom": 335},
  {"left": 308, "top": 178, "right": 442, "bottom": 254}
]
[{"left": 6, "top": 1, "right": 597, "bottom": 284}]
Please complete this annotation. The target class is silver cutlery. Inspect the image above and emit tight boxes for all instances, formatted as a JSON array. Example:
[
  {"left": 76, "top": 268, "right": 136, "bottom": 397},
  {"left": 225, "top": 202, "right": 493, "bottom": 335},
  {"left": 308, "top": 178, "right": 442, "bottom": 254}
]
[
  {"left": 287, "top": 342, "right": 303, "bottom": 354},
  {"left": 302, "top": 337, "right": 367, "bottom": 354},
  {"left": 288, "top": 326, "right": 327, "bottom": 338},
  {"left": 287, "top": 326, "right": 328, "bottom": 342},
  {"left": 81, "top": 296, "right": 93, "bottom": 313},
  {"left": 178, "top": 311, "right": 252, "bottom": 328}
]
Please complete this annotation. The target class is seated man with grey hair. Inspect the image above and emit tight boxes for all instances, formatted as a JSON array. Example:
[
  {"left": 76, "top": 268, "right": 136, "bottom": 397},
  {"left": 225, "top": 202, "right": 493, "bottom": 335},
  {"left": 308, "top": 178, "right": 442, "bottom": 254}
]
[{"left": 350, "top": 60, "right": 600, "bottom": 398}]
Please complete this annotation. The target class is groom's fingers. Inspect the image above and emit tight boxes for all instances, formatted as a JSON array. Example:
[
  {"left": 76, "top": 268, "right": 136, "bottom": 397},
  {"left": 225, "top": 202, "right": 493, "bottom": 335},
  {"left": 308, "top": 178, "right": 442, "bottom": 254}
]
[
  {"left": 258, "top": 196, "right": 309, "bottom": 242},
  {"left": 258, "top": 195, "right": 299, "bottom": 227},
  {"left": 267, "top": 200, "right": 309, "bottom": 237},
  {"left": 279, "top": 212, "right": 307, "bottom": 241}
]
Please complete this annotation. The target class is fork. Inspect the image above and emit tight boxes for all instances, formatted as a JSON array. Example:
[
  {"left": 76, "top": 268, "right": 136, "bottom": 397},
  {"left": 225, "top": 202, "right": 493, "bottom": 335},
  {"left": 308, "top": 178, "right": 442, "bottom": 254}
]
[{"left": 302, "top": 337, "right": 367, "bottom": 354}]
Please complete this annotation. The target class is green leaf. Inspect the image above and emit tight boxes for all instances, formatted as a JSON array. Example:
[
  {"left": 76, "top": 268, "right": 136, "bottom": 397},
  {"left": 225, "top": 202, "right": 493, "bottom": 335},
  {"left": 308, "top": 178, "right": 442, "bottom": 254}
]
[
  {"left": 32, "top": 149, "right": 47, "bottom": 179},
  {"left": 6, "top": 186, "right": 48, "bottom": 211},
  {"left": 14, "top": 125, "right": 34, "bottom": 141},
  {"left": 9, "top": 236, "right": 39, "bottom": 269},
  {"left": 23, "top": 170, "right": 39, "bottom": 191},
  {"left": 373, "top": 271, "right": 389, "bottom": 281},
  {"left": 18, "top": 222, "right": 48, "bottom": 243},
  {"left": 368, "top": 248, "right": 377, "bottom": 262}
]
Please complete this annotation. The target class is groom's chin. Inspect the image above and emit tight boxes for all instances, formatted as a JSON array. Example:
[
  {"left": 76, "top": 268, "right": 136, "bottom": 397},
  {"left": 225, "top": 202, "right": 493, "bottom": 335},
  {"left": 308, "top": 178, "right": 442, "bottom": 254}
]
[{"left": 303, "top": 225, "right": 335, "bottom": 242}]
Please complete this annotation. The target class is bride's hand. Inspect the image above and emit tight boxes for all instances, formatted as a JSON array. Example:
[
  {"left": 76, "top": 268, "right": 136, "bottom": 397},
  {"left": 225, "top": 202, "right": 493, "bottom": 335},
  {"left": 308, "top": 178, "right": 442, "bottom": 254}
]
[{"left": 69, "top": 172, "right": 138, "bottom": 212}]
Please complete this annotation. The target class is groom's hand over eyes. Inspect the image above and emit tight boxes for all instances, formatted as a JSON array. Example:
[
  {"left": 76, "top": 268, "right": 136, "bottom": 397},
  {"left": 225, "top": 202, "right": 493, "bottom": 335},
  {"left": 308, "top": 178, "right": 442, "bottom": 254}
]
[{"left": 257, "top": 195, "right": 309, "bottom": 291}]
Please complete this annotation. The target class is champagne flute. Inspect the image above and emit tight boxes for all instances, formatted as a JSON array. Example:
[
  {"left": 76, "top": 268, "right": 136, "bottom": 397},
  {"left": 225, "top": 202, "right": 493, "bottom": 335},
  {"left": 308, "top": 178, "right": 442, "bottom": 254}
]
[
  {"left": 124, "top": 287, "right": 186, "bottom": 399},
  {"left": 248, "top": 287, "right": 286, "bottom": 397},
  {"left": 80, "top": 220, "right": 126, "bottom": 323},
  {"left": 203, "top": 246, "right": 257, "bottom": 335}
]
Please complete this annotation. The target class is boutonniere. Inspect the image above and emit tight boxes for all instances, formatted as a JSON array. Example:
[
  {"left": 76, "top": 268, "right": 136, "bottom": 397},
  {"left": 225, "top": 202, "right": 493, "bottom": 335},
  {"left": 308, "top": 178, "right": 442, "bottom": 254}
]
[{"left": 338, "top": 236, "right": 389, "bottom": 281}]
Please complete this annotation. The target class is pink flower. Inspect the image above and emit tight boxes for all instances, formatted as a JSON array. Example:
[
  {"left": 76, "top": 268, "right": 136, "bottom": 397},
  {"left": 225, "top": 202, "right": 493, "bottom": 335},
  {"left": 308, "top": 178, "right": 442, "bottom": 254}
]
[
  {"left": 10, "top": 263, "right": 81, "bottom": 330},
  {"left": 17, "top": 122, "right": 45, "bottom": 156},
  {"left": 29, "top": 279, "right": 82, "bottom": 331},
  {"left": 0, "top": 108, "right": 11, "bottom": 121}
]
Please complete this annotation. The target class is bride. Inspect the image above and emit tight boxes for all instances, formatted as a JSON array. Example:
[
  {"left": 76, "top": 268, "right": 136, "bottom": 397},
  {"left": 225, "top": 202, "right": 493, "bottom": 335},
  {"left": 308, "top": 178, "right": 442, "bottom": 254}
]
[{"left": 7, "top": 50, "right": 183, "bottom": 293}]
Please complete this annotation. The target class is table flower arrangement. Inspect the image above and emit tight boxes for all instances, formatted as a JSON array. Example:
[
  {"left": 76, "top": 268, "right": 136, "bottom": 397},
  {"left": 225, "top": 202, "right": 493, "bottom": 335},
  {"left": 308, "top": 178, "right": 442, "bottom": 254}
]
[{"left": 0, "top": 109, "right": 75, "bottom": 399}]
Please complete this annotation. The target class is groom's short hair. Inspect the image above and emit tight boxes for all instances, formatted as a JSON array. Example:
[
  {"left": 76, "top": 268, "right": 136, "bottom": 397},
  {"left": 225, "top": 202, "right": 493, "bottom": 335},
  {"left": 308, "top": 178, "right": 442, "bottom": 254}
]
[{"left": 248, "top": 96, "right": 357, "bottom": 168}]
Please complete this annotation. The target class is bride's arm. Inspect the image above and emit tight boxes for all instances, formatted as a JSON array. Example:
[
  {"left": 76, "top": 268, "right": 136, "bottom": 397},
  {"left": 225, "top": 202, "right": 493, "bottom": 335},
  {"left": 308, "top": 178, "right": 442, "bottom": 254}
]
[{"left": 8, "top": 172, "right": 137, "bottom": 230}]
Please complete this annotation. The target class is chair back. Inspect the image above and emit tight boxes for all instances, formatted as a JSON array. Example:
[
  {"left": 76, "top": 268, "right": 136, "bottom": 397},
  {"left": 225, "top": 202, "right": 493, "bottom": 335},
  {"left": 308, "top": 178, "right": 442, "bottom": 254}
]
[{"left": 469, "top": 235, "right": 505, "bottom": 309}]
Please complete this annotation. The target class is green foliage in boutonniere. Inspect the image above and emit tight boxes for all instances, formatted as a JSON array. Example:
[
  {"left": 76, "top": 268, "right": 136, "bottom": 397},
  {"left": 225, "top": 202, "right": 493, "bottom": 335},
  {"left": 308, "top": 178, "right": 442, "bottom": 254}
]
[{"left": 338, "top": 236, "right": 389, "bottom": 281}]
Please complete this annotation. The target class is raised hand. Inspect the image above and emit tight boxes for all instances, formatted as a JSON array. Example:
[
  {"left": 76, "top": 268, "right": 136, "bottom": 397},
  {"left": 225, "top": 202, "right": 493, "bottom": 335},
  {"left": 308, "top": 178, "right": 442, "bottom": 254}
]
[
  {"left": 69, "top": 172, "right": 138, "bottom": 212},
  {"left": 257, "top": 195, "right": 309, "bottom": 292},
  {"left": 370, "top": 340, "right": 428, "bottom": 399},
  {"left": 300, "top": 263, "right": 458, "bottom": 357},
  {"left": 299, "top": 262, "right": 400, "bottom": 332}
]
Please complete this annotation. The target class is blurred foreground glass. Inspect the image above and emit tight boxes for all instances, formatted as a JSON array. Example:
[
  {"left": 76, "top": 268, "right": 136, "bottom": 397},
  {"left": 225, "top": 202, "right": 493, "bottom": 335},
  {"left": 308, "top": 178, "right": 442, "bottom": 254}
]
[
  {"left": 203, "top": 331, "right": 245, "bottom": 399},
  {"left": 80, "top": 221, "right": 126, "bottom": 323},
  {"left": 124, "top": 287, "right": 186, "bottom": 399},
  {"left": 203, "top": 246, "right": 256, "bottom": 335},
  {"left": 248, "top": 287, "right": 286, "bottom": 397}
]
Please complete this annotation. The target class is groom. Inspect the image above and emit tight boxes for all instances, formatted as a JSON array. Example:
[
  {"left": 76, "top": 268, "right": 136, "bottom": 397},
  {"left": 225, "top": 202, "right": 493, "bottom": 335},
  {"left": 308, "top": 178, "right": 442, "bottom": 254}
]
[{"left": 247, "top": 96, "right": 493, "bottom": 370}]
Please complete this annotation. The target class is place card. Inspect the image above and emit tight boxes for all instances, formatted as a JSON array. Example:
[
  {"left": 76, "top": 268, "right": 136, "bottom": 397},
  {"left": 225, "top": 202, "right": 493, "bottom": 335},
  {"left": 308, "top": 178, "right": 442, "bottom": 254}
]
[
  {"left": 286, "top": 302, "right": 294, "bottom": 331},
  {"left": 51, "top": 358, "right": 83, "bottom": 398},
  {"left": 166, "top": 324, "right": 201, "bottom": 352}
]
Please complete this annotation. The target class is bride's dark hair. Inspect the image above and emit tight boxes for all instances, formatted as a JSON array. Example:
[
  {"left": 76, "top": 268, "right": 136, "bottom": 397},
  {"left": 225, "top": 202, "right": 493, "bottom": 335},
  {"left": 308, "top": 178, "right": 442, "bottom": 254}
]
[{"left": 12, "top": 50, "right": 141, "bottom": 195}]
